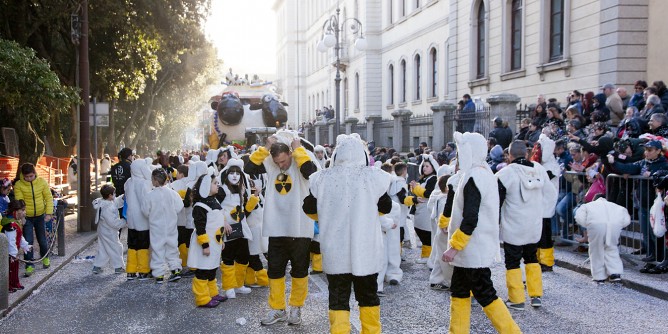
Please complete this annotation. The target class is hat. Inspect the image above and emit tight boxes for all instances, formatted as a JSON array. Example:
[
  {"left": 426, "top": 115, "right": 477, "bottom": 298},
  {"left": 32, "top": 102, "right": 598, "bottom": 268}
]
[
  {"left": 601, "top": 83, "right": 615, "bottom": 90},
  {"left": 644, "top": 140, "right": 663, "bottom": 150},
  {"left": 493, "top": 116, "right": 503, "bottom": 125}
]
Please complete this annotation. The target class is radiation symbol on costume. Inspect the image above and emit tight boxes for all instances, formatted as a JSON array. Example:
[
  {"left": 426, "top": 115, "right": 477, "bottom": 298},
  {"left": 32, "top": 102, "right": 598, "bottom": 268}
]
[
  {"left": 230, "top": 206, "right": 241, "bottom": 222},
  {"left": 275, "top": 173, "right": 293, "bottom": 195}
]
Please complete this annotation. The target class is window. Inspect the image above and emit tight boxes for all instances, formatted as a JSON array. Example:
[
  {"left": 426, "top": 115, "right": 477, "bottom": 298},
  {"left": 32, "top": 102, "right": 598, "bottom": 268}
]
[
  {"left": 476, "top": 2, "right": 486, "bottom": 79},
  {"left": 549, "top": 0, "right": 564, "bottom": 61},
  {"left": 429, "top": 47, "right": 437, "bottom": 98},
  {"left": 388, "top": 64, "right": 395, "bottom": 104},
  {"left": 510, "top": 0, "right": 522, "bottom": 70},
  {"left": 414, "top": 54, "right": 421, "bottom": 100},
  {"left": 355, "top": 72, "right": 360, "bottom": 110},
  {"left": 400, "top": 59, "right": 407, "bottom": 103}
]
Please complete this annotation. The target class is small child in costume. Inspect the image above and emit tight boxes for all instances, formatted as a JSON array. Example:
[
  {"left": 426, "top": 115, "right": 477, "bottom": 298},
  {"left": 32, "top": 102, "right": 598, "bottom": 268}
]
[
  {"left": 92, "top": 184, "right": 127, "bottom": 274},
  {"left": 188, "top": 169, "right": 228, "bottom": 308},
  {"left": 143, "top": 169, "right": 184, "bottom": 283},
  {"left": 1, "top": 199, "right": 32, "bottom": 292}
]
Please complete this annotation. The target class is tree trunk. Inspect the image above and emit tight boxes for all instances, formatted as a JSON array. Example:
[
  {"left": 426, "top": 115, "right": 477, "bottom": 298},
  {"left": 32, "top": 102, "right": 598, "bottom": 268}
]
[
  {"left": 68, "top": 104, "right": 78, "bottom": 155},
  {"left": 46, "top": 111, "right": 69, "bottom": 157},
  {"left": 108, "top": 99, "right": 117, "bottom": 157}
]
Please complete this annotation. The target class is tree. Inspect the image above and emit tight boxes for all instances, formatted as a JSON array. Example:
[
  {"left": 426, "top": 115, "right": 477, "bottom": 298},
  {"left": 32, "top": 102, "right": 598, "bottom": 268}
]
[{"left": 0, "top": 38, "right": 79, "bottom": 172}]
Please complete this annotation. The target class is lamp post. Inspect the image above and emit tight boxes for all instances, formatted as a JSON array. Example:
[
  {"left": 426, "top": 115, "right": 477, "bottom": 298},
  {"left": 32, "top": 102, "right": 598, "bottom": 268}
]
[{"left": 317, "top": 7, "right": 367, "bottom": 141}]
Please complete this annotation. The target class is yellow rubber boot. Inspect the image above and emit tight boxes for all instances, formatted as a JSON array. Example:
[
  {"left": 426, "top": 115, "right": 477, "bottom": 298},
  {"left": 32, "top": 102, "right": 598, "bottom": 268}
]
[
  {"left": 329, "top": 310, "right": 351, "bottom": 334},
  {"left": 234, "top": 262, "right": 249, "bottom": 288},
  {"left": 312, "top": 253, "right": 323, "bottom": 272},
  {"left": 221, "top": 264, "right": 237, "bottom": 291},
  {"left": 421, "top": 245, "right": 432, "bottom": 259},
  {"left": 192, "top": 278, "right": 212, "bottom": 306},
  {"left": 255, "top": 269, "right": 269, "bottom": 287},
  {"left": 505, "top": 268, "right": 525, "bottom": 304},
  {"left": 268, "top": 277, "right": 287, "bottom": 310},
  {"left": 126, "top": 249, "right": 137, "bottom": 273},
  {"left": 288, "top": 277, "right": 309, "bottom": 307},
  {"left": 482, "top": 298, "right": 522, "bottom": 334},
  {"left": 207, "top": 278, "right": 220, "bottom": 298},
  {"left": 137, "top": 249, "right": 151, "bottom": 274},
  {"left": 359, "top": 306, "right": 381, "bottom": 334},
  {"left": 245, "top": 267, "right": 257, "bottom": 286},
  {"left": 539, "top": 247, "right": 555, "bottom": 267},
  {"left": 178, "top": 243, "right": 188, "bottom": 267},
  {"left": 525, "top": 263, "right": 543, "bottom": 298},
  {"left": 449, "top": 297, "right": 471, "bottom": 334}
]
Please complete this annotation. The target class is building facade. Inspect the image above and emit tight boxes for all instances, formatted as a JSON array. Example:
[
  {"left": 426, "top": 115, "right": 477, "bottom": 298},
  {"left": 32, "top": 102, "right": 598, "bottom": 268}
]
[{"left": 274, "top": 0, "right": 666, "bottom": 145}]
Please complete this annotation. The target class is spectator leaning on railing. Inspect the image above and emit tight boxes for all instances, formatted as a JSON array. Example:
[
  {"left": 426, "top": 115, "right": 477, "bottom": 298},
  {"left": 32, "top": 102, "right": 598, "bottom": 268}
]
[
  {"left": 13, "top": 163, "right": 54, "bottom": 277},
  {"left": 606, "top": 140, "right": 668, "bottom": 268}
]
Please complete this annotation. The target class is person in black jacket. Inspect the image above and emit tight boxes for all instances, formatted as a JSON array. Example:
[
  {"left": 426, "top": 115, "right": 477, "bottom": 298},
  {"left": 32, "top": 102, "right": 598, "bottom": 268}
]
[
  {"left": 111, "top": 148, "right": 134, "bottom": 197},
  {"left": 489, "top": 117, "right": 513, "bottom": 149}
]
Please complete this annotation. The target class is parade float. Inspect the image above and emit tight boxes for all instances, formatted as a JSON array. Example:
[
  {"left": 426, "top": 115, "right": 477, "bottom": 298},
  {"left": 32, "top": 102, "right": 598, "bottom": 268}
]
[{"left": 206, "top": 81, "right": 288, "bottom": 149}]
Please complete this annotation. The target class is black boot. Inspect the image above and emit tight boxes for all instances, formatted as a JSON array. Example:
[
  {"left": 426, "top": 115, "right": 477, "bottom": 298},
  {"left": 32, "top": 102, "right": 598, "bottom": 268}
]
[{"left": 639, "top": 263, "right": 656, "bottom": 273}]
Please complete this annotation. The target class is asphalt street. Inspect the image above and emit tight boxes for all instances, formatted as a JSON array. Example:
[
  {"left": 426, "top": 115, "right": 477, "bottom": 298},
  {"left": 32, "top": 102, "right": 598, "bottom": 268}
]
[{"left": 1, "top": 238, "right": 667, "bottom": 334}]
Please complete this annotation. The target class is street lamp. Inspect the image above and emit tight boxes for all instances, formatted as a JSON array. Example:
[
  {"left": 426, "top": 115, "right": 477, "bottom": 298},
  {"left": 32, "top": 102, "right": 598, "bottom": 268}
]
[{"left": 317, "top": 7, "right": 366, "bottom": 140}]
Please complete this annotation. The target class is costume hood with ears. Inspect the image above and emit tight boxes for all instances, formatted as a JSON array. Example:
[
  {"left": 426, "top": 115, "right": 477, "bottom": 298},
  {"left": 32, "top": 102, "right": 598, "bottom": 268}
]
[
  {"left": 130, "top": 159, "right": 152, "bottom": 181},
  {"left": 186, "top": 161, "right": 209, "bottom": 187},
  {"left": 437, "top": 164, "right": 455, "bottom": 178},
  {"left": 454, "top": 131, "right": 489, "bottom": 172},
  {"left": 198, "top": 167, "right": 218, "bottom": 199},
  {"left": 205, "top": 149, "right": 220, "bottom": 164},
  {"left": 190, "top": 155, "right": 200, "bottom": 162},
  {"left": 219, "top": 146, "right": 238, "bottom": 160},
  {"left": 273, "top": 129, "right": 316, "bottom": 153},
  {"left": 331, "top": 134, "right": 369, "bottom": 168},
  {"left": 419, "top": 153, "right": 440, "bottom": 176},
  {"left": 538, "top": 134, "right": 557, "bottom": 164},
  {"left": 314, "top": 145, "right": 329, "bottom": 158}
]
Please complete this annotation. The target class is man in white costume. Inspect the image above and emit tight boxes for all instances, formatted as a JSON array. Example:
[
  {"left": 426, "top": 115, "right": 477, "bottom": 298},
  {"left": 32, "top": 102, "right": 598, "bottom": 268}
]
[
  {"left": 245, "top": 130, "right": 320, "bottom": 326},
  {"left": 534, "top": 134, "right": 561, "bottom": 271},
  {"left": 303, "top": 134, "right": 393, "bottom": 334},
  {"left": 124, "top": 159, "right": 153, "bottom": 280},
  {"left": 443, "top": 132, "right": 521, "bottom": 334},
  {"left": 575, "top": 194, "right": 631, "bottom": 283},
  {"left": 497, "top": 140, "right": 557, "bottom": 310}
]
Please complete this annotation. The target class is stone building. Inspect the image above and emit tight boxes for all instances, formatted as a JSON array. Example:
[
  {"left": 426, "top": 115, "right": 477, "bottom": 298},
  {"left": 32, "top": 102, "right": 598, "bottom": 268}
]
[{"left": 274, "top": 0, "right": 667, "bottom": 148}]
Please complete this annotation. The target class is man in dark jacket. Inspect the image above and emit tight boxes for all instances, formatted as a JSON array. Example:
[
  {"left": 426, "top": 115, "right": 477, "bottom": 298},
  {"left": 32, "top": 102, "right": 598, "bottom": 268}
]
[
  {"left": 489, "top": 117, "right": 513, "bottom": 149},
  {"left": 111, "top": 148, "right": 133, "bottom": 197}
]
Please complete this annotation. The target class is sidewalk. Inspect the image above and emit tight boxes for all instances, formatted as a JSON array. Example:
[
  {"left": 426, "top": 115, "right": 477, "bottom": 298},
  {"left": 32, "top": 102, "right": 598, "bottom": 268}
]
[
  {"left": 553, "top": 243, "right": 668, "bottom": 301},
  {"left": 2, "top": 211, "right": 97, "bottom": 317}
]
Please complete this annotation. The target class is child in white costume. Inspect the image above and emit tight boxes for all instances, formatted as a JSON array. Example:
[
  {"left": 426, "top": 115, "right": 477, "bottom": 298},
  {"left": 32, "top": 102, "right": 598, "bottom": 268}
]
[
  {"left": 124, "top": 159, "right": 153, "bottom": 280},
  {"left": 377, "top": 200, "right": 401, "bottom": 295},
  {"left": 188, "top": 170, "right": 228, "bottom": 308},
  {"left": 408, "top": 154, "right": 440, "bottom": 264},
  {"left": 244, "top": 171, "right": 270, "bottom": 287},
  {"left": 170, "top": 165, "right": 191, "bottom": 269},
  {"left": 92, "top": 184, "right": 126, "bottom": 274},
  {"left": 429, "top": 170, "right": 456, "bottom": 291},
  {"left": 574, "top": 195, "right": 631, "bottom": 282},
  {"left": 143, "top": 169, "right": 184, "bottom": 283}
]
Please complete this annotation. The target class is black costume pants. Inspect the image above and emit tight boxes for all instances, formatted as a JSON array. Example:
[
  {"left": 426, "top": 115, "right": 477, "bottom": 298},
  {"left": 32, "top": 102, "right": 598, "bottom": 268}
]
[
  {"left": 194, "top": 268, "right": 217, "bottom": 280},
  {"left": 415, "top": 227, "right": 432, "bottom": 246},
  {"left": 127, "top": 229, "right": 150, "bottom": 251},
  {"left": 267, "top": 237, "right": 311, "bottom": 279},
  {"left": 327, "top": 273, "right": 380, "bottom": 311},
  {"left": 248, "top": 254, "right": 264, "bottom": 271},
  {"left": 503, "top": 243, "right": 539, "bottom": 270},
  {"left": 177, "top": 226, "right": 193, "bottom": 248},
  {"left": 221, "top": 238, "right": 250, "bottom": 266},
  {"left": 310, "top": 240, "right": 321, "bottom": 254},
  {"left": 537, "top": 218, "right": 553, "bottom": 249},
  {"left": 450, "top": 267, "right": 498, "bottom": 307}
]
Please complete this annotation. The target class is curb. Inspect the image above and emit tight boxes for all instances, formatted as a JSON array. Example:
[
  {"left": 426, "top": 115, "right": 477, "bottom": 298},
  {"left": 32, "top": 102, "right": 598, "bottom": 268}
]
[
  {"left": 555, "top": 259, "right": 668, "bottom": 302},
  {"left": 1, "top": 234, "right": 97, "bottom": 318}
]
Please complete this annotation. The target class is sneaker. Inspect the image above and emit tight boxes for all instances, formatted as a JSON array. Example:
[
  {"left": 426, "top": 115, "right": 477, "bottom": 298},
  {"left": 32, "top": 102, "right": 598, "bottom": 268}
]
[
  {"left": 415, "top": 257, "right": 428, "bottom": 264},
  {"left": 235, "top": 286, "right": 252, "bottom": 294},
  {"left": 540, "top": 264, "right": 553, "bottom": 272},
  {"left": 199, "top": 299, "right": 220, "bottom": 308},
  {"left": 114, "top": 268, "right": 125, "bottom": 274},
  {"left": 594, "top": 279, "right": 606, "bottom": 285},
  {"left": 530, "top": 297, "right": 542, "bottom": 308},
  {"left": 225, "top": 289, "right": 236, "bottom": 299},
  {"left": 505, "top": 300, "right": 525, "bottom": 311},
  {"left": 377, "top": 291, "right": 386, "bottom": 297},
  {"left": 155, "top": 276, "right": 164, "bottom": 284},
  {"left": 126, "top": 273, "right": 138, "bottom": 281},
  {"left": 430, "top": 283, "right": 449, "bottom": 291},
  {"left": 168, "top": 270, "right": 182, "bottom": 282},
  {"left": 608, "top": 274, "right": 622, "bottom": 283},
  {"left": 24, "top": 266, "right": 35, "bottom": 277},
  {"left": 42, "top": 257, "right": 51, "bottom": 269},
  {"left": 212, "top": 295, "right": 228, "bottom": 303},
  {"left": 389, "top": 279, "right": 399, "bottom": 286},
  {"left": 138, "top": 273, "right": 153, "bottom": 281},
  {"left": 260, "top": 309, "right": 288, "bottom": 326},
  {"left": 287, "top": 306, "right": 302, "bottom": 325},
  {"left": 92, "top": 266, "right": 103, "bottom": 274}
]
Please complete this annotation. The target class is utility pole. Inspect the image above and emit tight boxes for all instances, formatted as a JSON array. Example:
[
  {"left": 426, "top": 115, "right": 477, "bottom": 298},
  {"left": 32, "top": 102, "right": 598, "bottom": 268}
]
[{"left": 78, "top": 0, "right": 92, "bottom": 232}]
